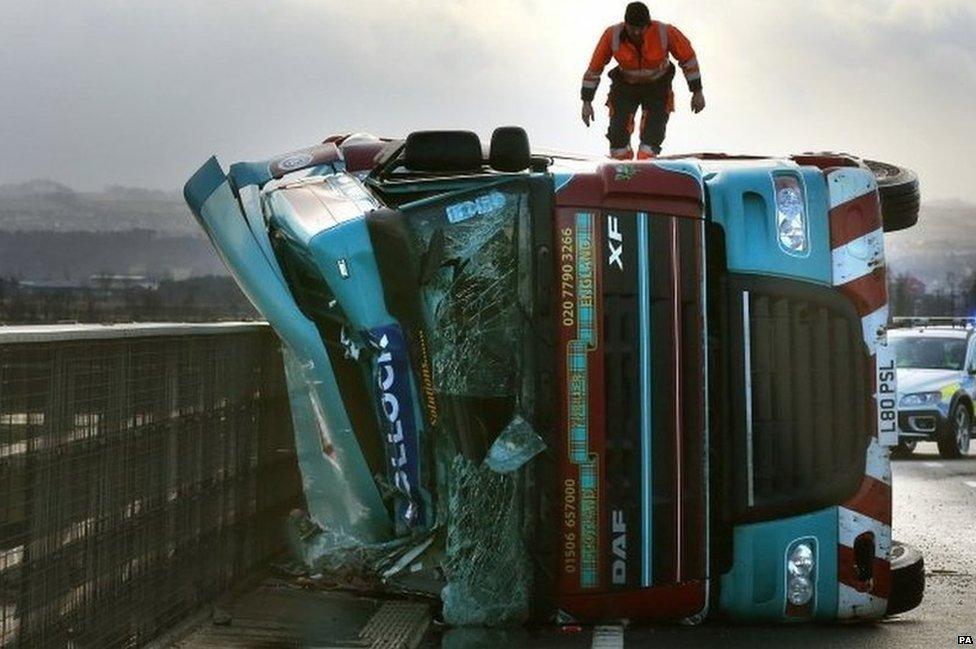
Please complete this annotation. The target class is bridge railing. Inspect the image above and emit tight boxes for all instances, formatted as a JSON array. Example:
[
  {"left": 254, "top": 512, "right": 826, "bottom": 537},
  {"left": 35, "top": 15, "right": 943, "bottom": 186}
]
[{"left": 0, "top": 323, "right": 302, "bottom": 648}]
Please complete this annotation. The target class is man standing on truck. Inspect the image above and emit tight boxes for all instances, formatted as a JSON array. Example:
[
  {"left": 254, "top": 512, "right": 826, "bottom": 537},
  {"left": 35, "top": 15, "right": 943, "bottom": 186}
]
[{"left": 580, "top": 2, "right": 705, "bottom": 160}]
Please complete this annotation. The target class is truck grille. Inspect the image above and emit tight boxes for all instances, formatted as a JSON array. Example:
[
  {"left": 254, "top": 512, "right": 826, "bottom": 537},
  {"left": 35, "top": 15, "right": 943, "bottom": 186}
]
[
  {"left": 556, "top": 209, "right": 707, "bottom": 594},
  {"left": 729, "top": 278, "right": 870, "bottom": 520}
]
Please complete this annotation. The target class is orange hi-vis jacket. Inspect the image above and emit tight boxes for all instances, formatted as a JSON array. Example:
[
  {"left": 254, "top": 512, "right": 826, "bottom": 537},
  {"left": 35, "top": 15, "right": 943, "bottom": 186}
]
[{"left": 581, "top": 21, "right": 702, "bottom": 103}]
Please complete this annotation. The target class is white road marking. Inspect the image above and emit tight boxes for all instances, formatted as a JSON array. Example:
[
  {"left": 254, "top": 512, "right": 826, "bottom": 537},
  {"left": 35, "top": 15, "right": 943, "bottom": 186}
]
[
  {"left": 923, "top": 462, "right": 944, "bottom": 468},
  {"left": 592, "top": 624, "right": 625, "bottom": 649},
  {"left": 965, "top": 481, "right": 976, "bottom": 489}
]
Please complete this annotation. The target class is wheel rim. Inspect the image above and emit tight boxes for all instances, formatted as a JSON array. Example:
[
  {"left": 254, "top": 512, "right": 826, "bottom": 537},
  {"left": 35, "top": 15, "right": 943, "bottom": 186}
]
[{"left": 955, "top": 408, "right": 971, "bottom": 454}]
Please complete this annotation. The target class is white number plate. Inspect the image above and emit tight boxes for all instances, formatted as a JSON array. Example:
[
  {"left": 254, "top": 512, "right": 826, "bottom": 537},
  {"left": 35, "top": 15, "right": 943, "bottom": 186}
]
[{"left": 875, "top": 338, "right": 899, "bottom": 446}]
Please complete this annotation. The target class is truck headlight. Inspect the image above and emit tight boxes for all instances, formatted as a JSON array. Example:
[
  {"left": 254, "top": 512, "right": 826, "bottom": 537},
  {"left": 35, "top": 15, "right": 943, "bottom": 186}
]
[
  {"left": 774, "top": 176, "right": 808, "bottom": 256},
  {"left": 786, "top": 539, "right": 816, "bottom": 607},
  {"left": 787, "top": 543, "right": 814, "bottom": 576},
  {"left": 899, "top": 391, "right": 941, "bottom": 407},
  {"left": 787, "top": 574, "right": 814, "bottom": 606}
]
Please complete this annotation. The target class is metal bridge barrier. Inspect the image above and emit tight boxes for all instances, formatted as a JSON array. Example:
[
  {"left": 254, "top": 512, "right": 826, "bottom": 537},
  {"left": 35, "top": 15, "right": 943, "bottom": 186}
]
[{"left": 0, "top": 324, "right": 302, "bottom": 648}]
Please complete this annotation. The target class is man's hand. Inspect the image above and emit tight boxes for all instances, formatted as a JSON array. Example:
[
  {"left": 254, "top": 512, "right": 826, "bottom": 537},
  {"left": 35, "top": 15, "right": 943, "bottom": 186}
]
[
  {"left": 691, "top": 90, "right": 706, "bottom": 114},
  {"left": 582, "top": 101, "right": 595, "bottom": 127}
]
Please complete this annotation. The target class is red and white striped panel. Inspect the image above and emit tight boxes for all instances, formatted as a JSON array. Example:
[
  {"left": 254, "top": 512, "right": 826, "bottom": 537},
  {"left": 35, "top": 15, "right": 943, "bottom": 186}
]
[{"left": 827, "top": 167, "right": 892, "bottom": 620}]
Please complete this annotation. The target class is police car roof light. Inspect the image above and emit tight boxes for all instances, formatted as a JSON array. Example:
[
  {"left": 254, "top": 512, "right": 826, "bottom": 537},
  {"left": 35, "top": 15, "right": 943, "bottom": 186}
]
[{"left": 891, "top": 316, "right": 976, "bottom": 330}]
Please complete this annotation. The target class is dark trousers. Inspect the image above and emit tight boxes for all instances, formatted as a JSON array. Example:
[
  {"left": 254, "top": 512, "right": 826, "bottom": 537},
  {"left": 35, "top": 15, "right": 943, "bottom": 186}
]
[{"left": 606, "top": 65, "right": 674, "bottom": 153}]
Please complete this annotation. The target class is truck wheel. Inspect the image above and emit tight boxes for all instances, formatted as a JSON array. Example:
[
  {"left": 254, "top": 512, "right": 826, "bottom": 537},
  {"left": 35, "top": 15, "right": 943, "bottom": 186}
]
[
  {"left": 864, "top": 160, "right": 920, "bottom": 233},
  {"left": 892, "top": 440, "right": 917, "bottom": 458},
  {"left": 886, "top": 540, "right": 924, "bottom": 616},
  {"left": 937, "top": 402, "right": 971, "bottom": 459}
]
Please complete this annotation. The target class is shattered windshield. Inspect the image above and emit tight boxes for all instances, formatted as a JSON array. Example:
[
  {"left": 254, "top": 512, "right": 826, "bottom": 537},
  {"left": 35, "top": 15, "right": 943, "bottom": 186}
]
[{"left": 402, "top": 186, "right": 526, "bottom": 397}]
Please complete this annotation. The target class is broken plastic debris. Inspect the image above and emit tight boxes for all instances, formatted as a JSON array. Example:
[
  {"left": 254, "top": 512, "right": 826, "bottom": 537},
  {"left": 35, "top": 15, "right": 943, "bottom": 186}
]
[
  {"left": 289, "top": 509, "right": 323, "bottom": 541},
  {"left": 287, "top": 515, "right": 446, "bottom": 598},
  {"left": 381, "top": 534, "right": 436, "bottom": 579},
  {"left": 484, "top": 415, "right": 546, "bottom": 474}
]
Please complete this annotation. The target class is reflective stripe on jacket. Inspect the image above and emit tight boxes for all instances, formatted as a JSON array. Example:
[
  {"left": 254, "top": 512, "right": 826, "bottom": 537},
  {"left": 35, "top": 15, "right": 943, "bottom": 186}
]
[{"left": 581, "top": 21, "right": 701, "bottom": 101}]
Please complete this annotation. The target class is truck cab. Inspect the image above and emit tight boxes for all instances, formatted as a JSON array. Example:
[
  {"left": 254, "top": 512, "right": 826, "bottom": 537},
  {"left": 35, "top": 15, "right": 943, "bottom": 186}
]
[{"left": 184, "top": 128, "right": 923, "bottom": 625}]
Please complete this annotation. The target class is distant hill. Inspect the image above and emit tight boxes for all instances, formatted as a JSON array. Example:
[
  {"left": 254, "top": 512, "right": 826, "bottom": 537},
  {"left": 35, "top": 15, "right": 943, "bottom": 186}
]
[
  {"left": 885, "top": 201, "right": 976, "bottom": 289},
  {"left": 0, "top": 180, "right": 220, "bottom": 280},
  {"left": 0, "top": 179, "right": 971, "bottom": 289},
  {"left": 0, "top": 179, "right": 199, "bottom": 236},
  {"left": 0, "top": 230, "right": 225, "bottom": 281}
]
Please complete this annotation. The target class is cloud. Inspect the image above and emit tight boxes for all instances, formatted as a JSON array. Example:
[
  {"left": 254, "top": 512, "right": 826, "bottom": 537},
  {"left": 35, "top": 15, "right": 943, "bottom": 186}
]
[
  {"left": 0, "top": 0, "right": 972, "bottom": 202},
  {"left": 657, "top": 0, "right": 975, "bottom": 201}
]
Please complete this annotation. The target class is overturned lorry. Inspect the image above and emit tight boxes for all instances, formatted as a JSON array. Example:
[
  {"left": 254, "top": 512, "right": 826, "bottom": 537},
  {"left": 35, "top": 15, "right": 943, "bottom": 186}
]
[{"left": 184, "top": 129, "right": 924, "bottom": 624}]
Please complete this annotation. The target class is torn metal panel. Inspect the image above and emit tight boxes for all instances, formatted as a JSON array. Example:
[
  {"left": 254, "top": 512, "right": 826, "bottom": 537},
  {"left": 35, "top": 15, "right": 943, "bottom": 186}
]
[
  {"left": 280, "top": 346, "right": 393, "bottom": 546},
  {"left": 184, "top": 159, "right": 392, "bottom": 550}
]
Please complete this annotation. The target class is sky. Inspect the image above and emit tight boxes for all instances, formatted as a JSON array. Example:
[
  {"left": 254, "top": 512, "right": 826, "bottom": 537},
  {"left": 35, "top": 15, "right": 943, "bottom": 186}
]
[{"left": 0, "top": 0, "right": 973, "bottom": 202}]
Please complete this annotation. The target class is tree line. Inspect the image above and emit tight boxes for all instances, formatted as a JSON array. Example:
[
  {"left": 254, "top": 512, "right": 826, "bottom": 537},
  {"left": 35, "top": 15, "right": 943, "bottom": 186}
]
[{"left": 0, "top": 275, "right": 257, "bottom": 324}]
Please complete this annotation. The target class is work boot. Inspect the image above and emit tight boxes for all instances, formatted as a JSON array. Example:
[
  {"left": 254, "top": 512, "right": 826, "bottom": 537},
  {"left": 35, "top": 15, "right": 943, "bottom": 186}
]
[
  {"left": 609, "top": 146, "right": 634, "bottom": 160},
  {"left": 637, "top": 143, "right": 658, "bottom": 160}
]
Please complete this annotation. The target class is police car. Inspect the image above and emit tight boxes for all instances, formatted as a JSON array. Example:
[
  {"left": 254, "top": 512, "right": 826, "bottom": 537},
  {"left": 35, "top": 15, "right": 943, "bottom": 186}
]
[{"left": 891, "top": 318, "right": 976, "bottom": 458}]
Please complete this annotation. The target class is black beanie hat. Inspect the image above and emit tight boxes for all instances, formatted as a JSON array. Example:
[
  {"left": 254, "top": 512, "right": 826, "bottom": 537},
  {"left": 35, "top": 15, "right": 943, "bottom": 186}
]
[{"left": 625, "top": 2, "right": 651, "bottom": 26}]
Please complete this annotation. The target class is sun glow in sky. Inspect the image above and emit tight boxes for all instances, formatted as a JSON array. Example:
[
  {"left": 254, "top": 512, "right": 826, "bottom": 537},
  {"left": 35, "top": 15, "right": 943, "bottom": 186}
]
[{"left": 0, "top": 0, "right": 973, "bottom": 201}]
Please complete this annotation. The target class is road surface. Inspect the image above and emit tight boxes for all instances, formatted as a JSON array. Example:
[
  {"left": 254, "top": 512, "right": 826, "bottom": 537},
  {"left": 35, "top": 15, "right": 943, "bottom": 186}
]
[{"left": 163, "top": 442, "right": 975, "bottom": 648}]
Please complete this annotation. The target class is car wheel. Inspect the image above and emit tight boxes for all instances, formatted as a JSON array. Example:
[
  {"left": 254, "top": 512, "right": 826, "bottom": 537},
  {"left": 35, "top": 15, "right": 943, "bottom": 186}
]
[
  {"left": 886, "top": 540, "right": 924, "bottom": 616},
  {"left": 892, "top": 440, "right": 917, "bottom": 458},
  {"left": 864, "top": 160, "right": 920, "bottom": 233},
  {"left": 937, "top": 402, "right": 971, "bottom": 459}
]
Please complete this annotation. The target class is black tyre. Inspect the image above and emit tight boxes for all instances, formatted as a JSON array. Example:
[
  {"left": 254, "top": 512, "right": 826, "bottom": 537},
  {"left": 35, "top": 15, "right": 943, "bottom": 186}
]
[
  {"left": 886, "top": 540, "right": 924, "bottom": 616},
  {"left": 937, "top": 402, "right": 972, "bottom": 459},
  {"left": 892, "top": 439, "right": 917, "bottom": 458},
  {"left": 864, "top": 160, "right": 920, "bottom": 233}
]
